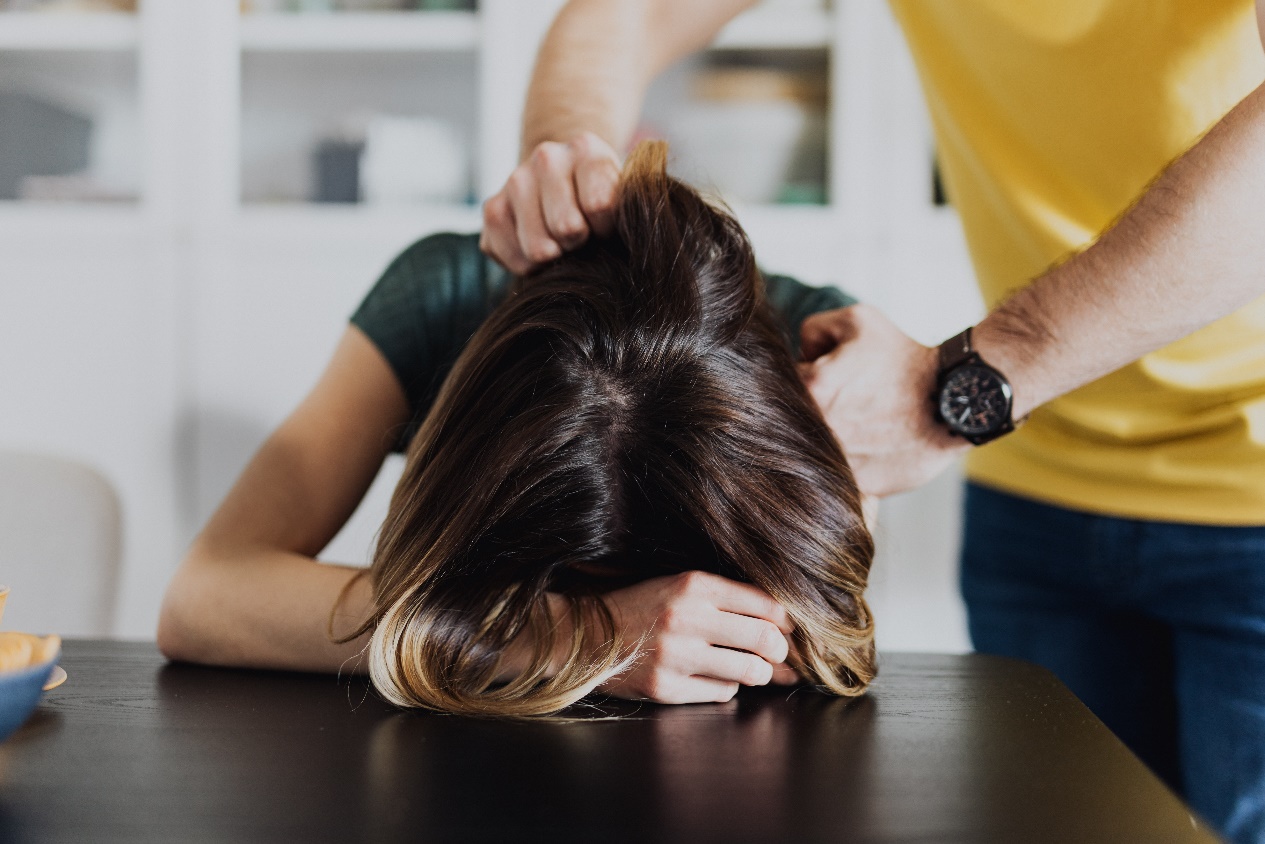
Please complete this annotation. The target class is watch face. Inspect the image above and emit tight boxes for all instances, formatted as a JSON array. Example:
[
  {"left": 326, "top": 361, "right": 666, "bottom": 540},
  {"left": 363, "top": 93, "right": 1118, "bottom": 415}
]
[{"left": 939, "top": 364, "right": 1012, "bottom": 437}]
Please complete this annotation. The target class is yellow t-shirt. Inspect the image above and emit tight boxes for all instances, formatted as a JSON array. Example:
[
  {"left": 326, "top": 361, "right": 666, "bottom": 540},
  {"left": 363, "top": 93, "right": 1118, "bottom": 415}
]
[{"left": 888, "top": 0, "right": 1265, "bottom": 524}]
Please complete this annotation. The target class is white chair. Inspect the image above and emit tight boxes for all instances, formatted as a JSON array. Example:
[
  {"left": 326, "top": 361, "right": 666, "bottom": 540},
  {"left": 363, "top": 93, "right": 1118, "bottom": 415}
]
[{"left": 0, "top": 451, "right": 122, "bottom": 636}]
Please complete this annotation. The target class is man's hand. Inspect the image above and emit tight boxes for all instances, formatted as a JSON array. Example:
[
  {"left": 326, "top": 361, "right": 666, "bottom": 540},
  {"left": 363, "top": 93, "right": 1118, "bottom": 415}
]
[
  {"left": 798, "top": 304, "right": 969, "bottom": 498},
  {"left": 480, "top": 132, "right": 622, "bottom": 275},
  {"left": 597, "top": 570, "right": 801, "bottom": 704}
]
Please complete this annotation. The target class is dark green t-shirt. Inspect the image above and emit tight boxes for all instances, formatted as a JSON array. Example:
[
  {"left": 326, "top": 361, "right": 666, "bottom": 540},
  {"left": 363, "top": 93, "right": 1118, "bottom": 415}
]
[{"left": 351, "top": 232, "right": 855, "bottom": 451}]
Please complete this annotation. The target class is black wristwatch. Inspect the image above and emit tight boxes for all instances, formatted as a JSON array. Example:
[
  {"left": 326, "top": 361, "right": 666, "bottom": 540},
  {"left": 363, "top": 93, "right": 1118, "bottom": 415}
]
[{"left": 933, "top": 327, "right": 1018, "bottom": 446}]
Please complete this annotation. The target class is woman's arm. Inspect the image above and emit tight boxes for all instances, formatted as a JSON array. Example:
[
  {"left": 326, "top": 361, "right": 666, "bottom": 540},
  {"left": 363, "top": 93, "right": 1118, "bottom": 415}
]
[
  {"left": 157, "top": 326, "right": 409, "bottom": 673},
  {"left": 158, "top": 325, "right": 796, "bottom": 695}
]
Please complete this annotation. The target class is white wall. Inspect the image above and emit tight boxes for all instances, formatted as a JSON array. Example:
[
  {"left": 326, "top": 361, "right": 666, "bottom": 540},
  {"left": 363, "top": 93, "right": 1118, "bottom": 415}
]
[{"left": 0, "top": 0, "right": 980, "bottom": 652}]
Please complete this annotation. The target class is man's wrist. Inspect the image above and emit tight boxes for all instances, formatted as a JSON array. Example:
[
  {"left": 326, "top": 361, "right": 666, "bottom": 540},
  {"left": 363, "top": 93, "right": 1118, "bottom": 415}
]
[
  {"left": 969, "top": 314, "right": 1050, "bottom": 421},
  {"left": 917, "top": 342, "right": 973, "bottom": 453}
]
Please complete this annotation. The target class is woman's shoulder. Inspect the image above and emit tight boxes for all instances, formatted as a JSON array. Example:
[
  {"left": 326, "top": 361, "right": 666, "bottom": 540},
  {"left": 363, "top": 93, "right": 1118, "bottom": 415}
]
[
  {"left": 377, "top": 231, "right": 509, "bottom": 306},
  {"left": 388, "top": 231, "right": 483, "bottom": 273},
  {"left": 354, "top": 232, "right": 511, "bottom": 330},
  {"left": 350, "top": 233, "right": 513, "bottom": 448},
  {"left": 763, "top": 271, "right": 855, "bottom": 318}
]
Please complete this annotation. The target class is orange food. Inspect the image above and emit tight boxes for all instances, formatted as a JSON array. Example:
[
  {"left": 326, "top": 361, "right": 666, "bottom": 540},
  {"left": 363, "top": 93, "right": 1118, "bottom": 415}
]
[{"left": 0, "top": 632, "right": 60, "bottom": 674}]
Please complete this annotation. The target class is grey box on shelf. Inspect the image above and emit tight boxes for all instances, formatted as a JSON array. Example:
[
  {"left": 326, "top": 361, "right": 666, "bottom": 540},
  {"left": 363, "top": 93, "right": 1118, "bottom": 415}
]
[
  {"left": 313, "top": 139, "right": 364, "bottom": 203},
  {"left": 0, "top": 93, "right": 91, "bottom": 201}
]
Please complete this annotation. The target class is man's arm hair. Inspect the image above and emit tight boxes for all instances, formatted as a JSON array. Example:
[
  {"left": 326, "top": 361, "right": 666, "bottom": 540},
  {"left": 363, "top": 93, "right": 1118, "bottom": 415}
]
[
  {"left": 976, "top": 72, "right": 1265, "bottom": 418},
  {"left": 520, "top": 0, "right": 758, "bottom": 158}
]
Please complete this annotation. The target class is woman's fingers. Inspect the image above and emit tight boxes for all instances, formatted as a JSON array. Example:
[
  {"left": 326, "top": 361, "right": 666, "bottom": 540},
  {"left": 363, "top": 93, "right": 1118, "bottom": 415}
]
[
  {"left": 769, "top": 662, "right": 803, "bottom": 686},
  {"left": 656, "top": 676, "right": 741, "bottom": 705},
  {"left": 655, "top": 637, "right": 772, "bottom": 689},
  {"left": 695, "top": 643, "right": 775, "bottom": 687},
  {"left": 597, "top": 571, "right": 802, "bottom": 704},
  {"left": 770, "top": 632, "right": 804, "bottom": 685},
  {"left": 708, "top": 610, "right": 790, "bottom": 665},
  {"left": 703, "top": 575, "right": 794, "bottom": 634}
]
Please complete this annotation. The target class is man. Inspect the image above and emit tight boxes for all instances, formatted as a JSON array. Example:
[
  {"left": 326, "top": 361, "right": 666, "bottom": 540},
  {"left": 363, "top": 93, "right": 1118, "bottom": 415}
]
[{"left": 478, "top": 1, "right": 1265, "bottom": 841}]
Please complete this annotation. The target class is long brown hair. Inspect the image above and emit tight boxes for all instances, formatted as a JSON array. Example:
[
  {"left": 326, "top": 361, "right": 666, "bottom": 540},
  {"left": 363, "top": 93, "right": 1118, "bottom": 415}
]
[{"left": 350, "top": 141, "right": 875, "bottom": 717}]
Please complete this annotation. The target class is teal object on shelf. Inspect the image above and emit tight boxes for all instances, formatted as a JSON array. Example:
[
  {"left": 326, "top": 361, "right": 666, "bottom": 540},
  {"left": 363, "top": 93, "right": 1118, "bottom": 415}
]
[
  {"left": 415, "top": 0, "right": 475, "bottom": 9},
  {"left": 0, "top": 656, "right": 57, "bottom": 742}
]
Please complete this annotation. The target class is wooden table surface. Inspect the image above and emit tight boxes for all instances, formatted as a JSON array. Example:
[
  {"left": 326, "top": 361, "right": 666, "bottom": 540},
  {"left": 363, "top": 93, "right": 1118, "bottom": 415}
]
[{"left": 0, "top": 641, "right": 1218, "bottom": 843}]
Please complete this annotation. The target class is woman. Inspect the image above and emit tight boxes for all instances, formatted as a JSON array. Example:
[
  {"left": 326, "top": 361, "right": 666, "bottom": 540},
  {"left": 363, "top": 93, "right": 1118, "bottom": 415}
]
[{"left": 159, "top": 141, "right": 875, "bottom": 717}]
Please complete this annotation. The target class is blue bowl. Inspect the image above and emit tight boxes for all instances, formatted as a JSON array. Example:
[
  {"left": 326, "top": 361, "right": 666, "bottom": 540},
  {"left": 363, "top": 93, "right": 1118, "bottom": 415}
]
[{"left": 0, "top": 653, "right": 58, "bottom": 742}]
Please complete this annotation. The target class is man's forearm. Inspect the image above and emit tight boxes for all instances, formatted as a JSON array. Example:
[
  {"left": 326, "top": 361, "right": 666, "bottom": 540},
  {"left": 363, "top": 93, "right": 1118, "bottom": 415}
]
[
  {"left": 520, "top": 0, "right": 758, "bottom": 158},
  {"left": 975, "top": 81, "right": 1265, "bottom": 417},
  {"left": 521, "top": 1, "right": 647, "bottom": 157}
]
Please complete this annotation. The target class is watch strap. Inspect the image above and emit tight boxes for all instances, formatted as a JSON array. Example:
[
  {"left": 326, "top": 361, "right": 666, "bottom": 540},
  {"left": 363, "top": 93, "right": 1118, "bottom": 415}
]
[{"left": 938, "top": 327, "right": 975, "bottom": 372}]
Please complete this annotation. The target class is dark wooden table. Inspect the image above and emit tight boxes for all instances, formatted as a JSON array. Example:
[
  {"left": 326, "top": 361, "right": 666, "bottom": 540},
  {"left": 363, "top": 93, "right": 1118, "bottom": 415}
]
[{"left": 0, "top": 641, "right": 1217, "bottom": 843}]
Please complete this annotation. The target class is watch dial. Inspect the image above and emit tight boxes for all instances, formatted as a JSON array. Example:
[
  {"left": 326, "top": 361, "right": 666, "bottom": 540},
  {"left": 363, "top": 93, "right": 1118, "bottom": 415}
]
[{"left": 939, "top": 365, "right": 1011, "bottom": 437}]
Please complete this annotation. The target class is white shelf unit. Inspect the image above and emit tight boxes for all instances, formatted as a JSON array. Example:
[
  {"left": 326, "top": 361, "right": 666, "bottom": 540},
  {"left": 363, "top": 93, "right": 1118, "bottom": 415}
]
[
  {"left": 239, "top": 48, "right": 481, "bottom": 204},
  {"left": 0, "top": 0, "right": 978, "bottom": 651},
  {"left": 239, "top": 11, "right": 479, "bottom": 52},
  {"left": 0, "top": 11, "right": 143, "bottom": 206},
  {"left": 0, "top": 11, "right": 138, "bottom": 50}
]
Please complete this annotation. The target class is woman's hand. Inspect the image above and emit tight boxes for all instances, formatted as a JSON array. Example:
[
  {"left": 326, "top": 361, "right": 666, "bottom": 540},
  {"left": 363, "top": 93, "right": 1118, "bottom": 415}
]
[{"left": 596, "top": 570, "right": 801, "bottom": 704}]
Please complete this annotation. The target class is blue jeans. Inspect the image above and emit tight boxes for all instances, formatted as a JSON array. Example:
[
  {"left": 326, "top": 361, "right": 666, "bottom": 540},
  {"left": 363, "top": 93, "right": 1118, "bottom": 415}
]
[{"left": 961, "top": 482, "right": 1265, "bottom": 844}]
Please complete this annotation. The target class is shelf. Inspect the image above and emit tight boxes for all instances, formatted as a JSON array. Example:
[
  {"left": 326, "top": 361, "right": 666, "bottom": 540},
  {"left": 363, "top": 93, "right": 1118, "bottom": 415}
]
[
  {"left": 713, "top": 7, "right": 830, "bottom": 51},
  {"left": 0, "top": 12, "right": 138, "bottom": 51},
  {"left": 0, "top": 200, "right": 141, "bottom": 217},
  {"left": 237, "top": 202, "right": 483, "bottom": 240},
  {"left": 240, "top": 11, "right": 479, "bottom": 52}
]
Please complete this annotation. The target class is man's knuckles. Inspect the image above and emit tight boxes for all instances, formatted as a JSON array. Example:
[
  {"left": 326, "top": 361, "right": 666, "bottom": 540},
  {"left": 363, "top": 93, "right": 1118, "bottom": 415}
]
[
  {"left": 529, "top": 141, "right": 573, "bottom": 174},
  {"left": 522, "top": 239, "right": 561, "bottom": 264},
  {"left": 550, "top": 211, "right": 589, "bottom": 242},
  {"left": 567, "top": 130, "right": 603, "bottom": 157},
  {"left": 505, "top": 167, "right": 538, "bottom": 201}
]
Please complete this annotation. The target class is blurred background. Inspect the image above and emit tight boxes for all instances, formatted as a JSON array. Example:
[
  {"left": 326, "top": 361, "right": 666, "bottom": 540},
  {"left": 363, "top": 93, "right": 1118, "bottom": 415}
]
[{"left": 0, "top": 0, "right": 981, "bottom": 650}]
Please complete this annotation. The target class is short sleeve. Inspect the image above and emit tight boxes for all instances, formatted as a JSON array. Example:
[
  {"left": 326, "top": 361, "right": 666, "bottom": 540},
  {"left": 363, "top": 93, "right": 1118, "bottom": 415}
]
[
  {"left": 762, "top": 272, "right": 857, "bottom": 357},
  {"left": 351, "top": 232, "right": 512, "bottom": 450}
]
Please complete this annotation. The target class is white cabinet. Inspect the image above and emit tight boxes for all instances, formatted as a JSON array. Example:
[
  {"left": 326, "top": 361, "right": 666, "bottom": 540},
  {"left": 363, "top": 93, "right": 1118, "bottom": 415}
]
[{"left": 0, "top": 0, "right": 976, "bottom": 650}]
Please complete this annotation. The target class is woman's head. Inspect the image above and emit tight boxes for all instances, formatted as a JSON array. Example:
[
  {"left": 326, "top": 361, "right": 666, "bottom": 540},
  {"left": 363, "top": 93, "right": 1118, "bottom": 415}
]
[{"left": 359, "top": 141, "right": 874, "bottom": 716}]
